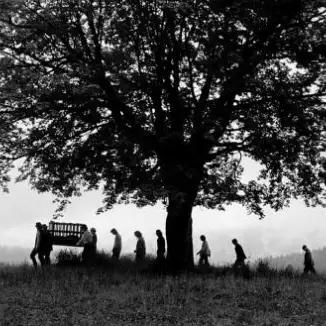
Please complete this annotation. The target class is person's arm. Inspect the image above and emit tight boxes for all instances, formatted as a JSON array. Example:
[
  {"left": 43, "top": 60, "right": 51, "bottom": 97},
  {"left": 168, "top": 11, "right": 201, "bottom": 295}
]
[
  {"left": 35, "top": 232, "right": 41, "bottom": 250},
  {"left": 76, "top": 233, "right": 85, "bottom": 246}
]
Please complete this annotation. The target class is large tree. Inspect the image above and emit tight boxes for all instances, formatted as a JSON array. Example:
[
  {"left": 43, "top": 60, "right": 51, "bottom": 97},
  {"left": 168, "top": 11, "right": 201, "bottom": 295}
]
[{"left": 0, "top": 0, "right": 325, "bottom": 270}]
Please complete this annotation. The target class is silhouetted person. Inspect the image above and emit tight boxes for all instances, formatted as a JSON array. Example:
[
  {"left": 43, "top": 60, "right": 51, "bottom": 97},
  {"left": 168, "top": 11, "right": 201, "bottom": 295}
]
[
  {"left": 41, "top": 224, "right": 53, "bottom": 265},
  {"left": 76, "top": 225, "right": 93, "bottom": 265},
  {"left": 232, "top": 239, "right": 246, "bottom": 269},
  {"left": 302, "top": 245, "right": 316, "bottom": 274},
  {"left": 134, "top": 231, "right": 146, "bottom": 261},
  {"left": 156, "top": 230, "right": 166, "bottom": 260},
  {"left": 111, "top": 228, "right": 122, "bottom": 259},
  {"left": 90, "top": 227, "right": 97, "bottom": 255},
  {"left": 197, "top": 235, "right": 211, "bottom": 266},
  {"left": 30, "top": 222, "right": 45, "bottom": 268}
]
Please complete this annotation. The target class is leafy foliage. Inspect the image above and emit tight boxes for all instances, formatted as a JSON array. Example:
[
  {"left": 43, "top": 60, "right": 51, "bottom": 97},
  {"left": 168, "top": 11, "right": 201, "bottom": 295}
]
[{"left": 0, "top": 0, "right": 325, "bottom": 218}]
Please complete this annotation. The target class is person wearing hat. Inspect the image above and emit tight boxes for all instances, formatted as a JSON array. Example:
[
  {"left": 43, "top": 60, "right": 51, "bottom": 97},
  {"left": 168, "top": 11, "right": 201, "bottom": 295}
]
[
  {"left": 30, "top": 222, "right": 45, "bottom": 268},
  {"left": 40, "top": 224, "right": 53, "bottom": 265},
  {"left": 76, "top": 225, "right": 93, "bottom": 265},
  {"left": 134, "top": 231, "right": 146, "bottom": 261},
  {"left": 110, "top": 228, "right": 122, "bottom": 259},
  {"left": 302, "top": 245, "right": 316, "bottom": 274}
]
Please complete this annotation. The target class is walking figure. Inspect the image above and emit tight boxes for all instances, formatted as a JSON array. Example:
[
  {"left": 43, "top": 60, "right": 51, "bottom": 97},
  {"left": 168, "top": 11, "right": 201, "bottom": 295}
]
[
  {"left": 134, "top": 231, "right": 146, "bottom": 261},
  {"left": 302, "top": 245, "right": 316, "bottom": 275},
  {"left": 111, "top": 228, "right": 122, "bottom": 259},
  {"left": 76, "top": 225, "right": 93, "bottom": 265},
  {"left": 90, "top": 227, "right": 97, "bottom": 255},
  {"left": 197, "top": 235, "right": 211, "bottom": 266},
  {"left": 232, "top": 239, "right": 247, "bottom": 276},
  {"left": 41, "top": 224, "right": 53, "bottom": 265},
  {"left": 156, "top": 230, "right": 166, "bottom": 261},
  {"left": 30, "top": 222, "right": 45, "bottom": 268}
]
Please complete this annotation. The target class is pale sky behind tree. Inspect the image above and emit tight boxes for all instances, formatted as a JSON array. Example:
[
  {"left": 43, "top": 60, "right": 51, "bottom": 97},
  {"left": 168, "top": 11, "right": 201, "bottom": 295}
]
[{"left": 1, "top": 158, "right": 326, "bottom": 265}]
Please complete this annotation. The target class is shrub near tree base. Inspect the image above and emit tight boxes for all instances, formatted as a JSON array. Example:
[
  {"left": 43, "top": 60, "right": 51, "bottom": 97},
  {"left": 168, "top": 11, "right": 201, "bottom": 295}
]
[{"left": 0, "top": 0, "right": 326, "bottom": 271}]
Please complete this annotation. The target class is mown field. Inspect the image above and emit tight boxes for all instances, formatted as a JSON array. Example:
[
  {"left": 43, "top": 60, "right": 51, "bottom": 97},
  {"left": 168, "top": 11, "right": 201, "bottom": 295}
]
[{"left": 0, "top": 254, "right": 326, "bottom": 326}]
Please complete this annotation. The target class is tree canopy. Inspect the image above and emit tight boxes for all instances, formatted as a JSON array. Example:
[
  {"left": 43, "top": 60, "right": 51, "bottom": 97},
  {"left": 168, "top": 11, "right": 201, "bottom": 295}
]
[{"left": 0, "top": 0, "right": 325, "bottom": 221}]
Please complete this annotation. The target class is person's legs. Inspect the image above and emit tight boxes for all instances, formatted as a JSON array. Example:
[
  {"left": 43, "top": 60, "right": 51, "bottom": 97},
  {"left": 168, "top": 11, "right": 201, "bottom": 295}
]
[
  {"left": 154, "top": 253, "right": 165, "bottom": 273},
  {"left": 83, "top": 243, "right": 94, "bottom": 266},
  {"left": 82, "top": 245, "right": 89, "bottom": 265},
  {"left": 82, "top": 247, "right": 87, "bottom": 264},
  {"left": 136, "top": 253, "right": 144, "bottom": 262},
  {"left": 308, "top": 264, "right": 316, "bottom": 274},
  {"left": 112, "top": 248, "right": 120, "bottom": 259},
  {"left": 44, "top": 252, "right": 51, "bottom": 265},
  {"left": 233, "top": 260, "right": 240, "bottom": 269},
  {"left": 157, "top": 252, "right": 164, "bottom": 260},
  {"left": 199, "top": 255, "right": 209, "bottom": 266},
  {"left": 90, "top": 244, "right": 96, "bottom": 266},
  {"left": 38, "top": 252, "right": 45, "bottom": 267},
  {"left": 30, "top": 249, "right": 38, "bottom": 268},
  {"left": 303, "top": 265, "right": 309, "bottom": 274},
  {"left": 233, "top": 259, "right": 244, "bottom": 277}
]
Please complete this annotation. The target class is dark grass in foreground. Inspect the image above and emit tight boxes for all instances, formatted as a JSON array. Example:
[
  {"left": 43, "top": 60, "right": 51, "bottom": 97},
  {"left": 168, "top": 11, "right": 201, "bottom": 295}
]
[{"left": 0, "top": 253, "right": 326, "bottom": 325}]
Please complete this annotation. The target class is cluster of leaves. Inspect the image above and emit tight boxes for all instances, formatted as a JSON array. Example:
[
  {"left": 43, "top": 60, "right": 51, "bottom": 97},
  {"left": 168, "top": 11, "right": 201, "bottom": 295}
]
[{"left": 0, "top": 0, "right": 325, "bottom": 218}]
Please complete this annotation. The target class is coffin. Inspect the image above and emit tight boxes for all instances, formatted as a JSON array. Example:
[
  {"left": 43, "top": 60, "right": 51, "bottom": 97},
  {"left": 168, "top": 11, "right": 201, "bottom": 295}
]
[{"left": 48, "top": 221, "right": 87, "bottom": 246}]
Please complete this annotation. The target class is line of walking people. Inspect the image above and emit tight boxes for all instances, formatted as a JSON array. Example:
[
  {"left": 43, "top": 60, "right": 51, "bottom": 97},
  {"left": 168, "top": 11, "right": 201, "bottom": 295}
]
[
  {"left": 196, "top": 236, "right": 247, "bottom": 270},
  {"left": 31, "top": 222, "right": 317, "bottom": 275},
  {"left": 196, "top": 236, "right": 316, "bottom": 275},
  {"left": 30, "top": 223, "right": 166, "bottom": 268},
  {"left": 79, "top": 227, "right": 166, "bottom": 264},
  {"left": 110, "top": 229, "right": 166, "bottom": 263}
]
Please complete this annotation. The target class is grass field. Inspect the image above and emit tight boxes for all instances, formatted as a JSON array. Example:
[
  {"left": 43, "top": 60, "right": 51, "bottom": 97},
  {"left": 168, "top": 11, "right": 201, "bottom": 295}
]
[{"left": 0, "top": 253, "right": 326, "bottom": 326}]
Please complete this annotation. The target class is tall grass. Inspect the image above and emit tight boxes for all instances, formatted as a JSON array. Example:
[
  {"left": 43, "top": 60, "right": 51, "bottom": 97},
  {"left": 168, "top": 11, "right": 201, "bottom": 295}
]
[
  {"left": 0, "top": 250, "right": 325, "bottom": 325},
  {"left": 0, "top": 252, "right": 326, "bottom": 326}
]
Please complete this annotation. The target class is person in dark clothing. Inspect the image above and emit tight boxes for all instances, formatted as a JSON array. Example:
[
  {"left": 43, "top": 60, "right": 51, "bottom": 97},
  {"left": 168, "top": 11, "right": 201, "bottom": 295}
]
[
  {"left": 76, "top": 225, "right": 93, "bottom": 265},
  {"left": 30, "top": 222, "right": 45, "bottom": 268},
  {"left": 90, "top": 227, "right": 97, "bottom": 256},
  {"left": 302, "top": 245, "right": 316, "bottom": 274},
  {"left": 197, "top": 235, "right": 211, "bottom": 267},
  {"left": 232, "top": 239, "right": 247, "bottom": 269},
  {"left": 134, "top": 231, "right": 146, "bottom": 261},
  {"left": 41, "top": 224, "right": 53, "bottom": 265},
  {"left": 156, "top": 230, "right": 166, "bottom": 260},
  {"left": 111, "top": 228, "right": 122, "bottom": 259}
]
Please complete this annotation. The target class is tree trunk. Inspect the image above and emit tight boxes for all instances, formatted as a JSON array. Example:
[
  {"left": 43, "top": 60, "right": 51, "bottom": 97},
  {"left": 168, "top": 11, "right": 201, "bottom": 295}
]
[{"left": 165, "top": 188, "right": 197, "bottom": 271}]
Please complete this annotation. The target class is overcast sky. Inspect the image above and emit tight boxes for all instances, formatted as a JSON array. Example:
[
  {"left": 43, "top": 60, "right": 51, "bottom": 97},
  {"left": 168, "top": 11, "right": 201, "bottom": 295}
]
[{"left": 1, "top": 158, "right": 325, "bottom": 265}]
